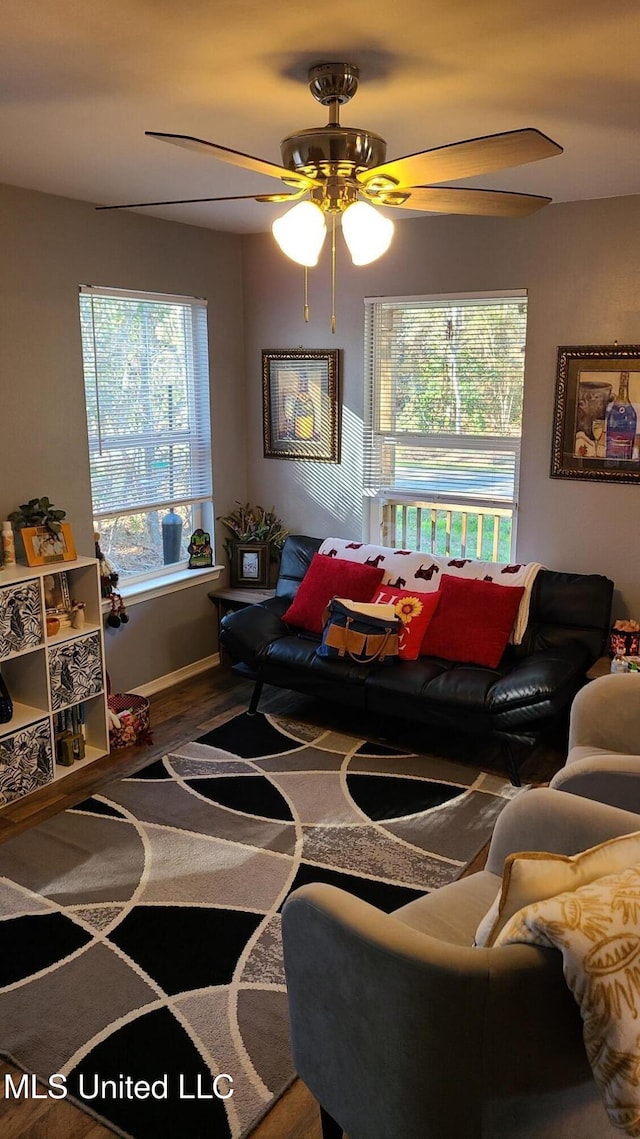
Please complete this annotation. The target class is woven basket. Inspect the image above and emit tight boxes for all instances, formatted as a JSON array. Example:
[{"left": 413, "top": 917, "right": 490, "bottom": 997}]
[{"left": 108, "top": 693, "right": 152, "bottom": 749}]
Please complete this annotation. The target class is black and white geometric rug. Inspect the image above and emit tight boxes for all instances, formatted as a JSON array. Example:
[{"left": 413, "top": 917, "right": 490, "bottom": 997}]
[{"left": 0, "top": 711, "right": 516, "bottom": 1138}]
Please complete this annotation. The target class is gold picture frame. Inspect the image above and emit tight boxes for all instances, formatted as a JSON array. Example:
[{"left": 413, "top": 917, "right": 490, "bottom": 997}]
[
  {"left": 22, "top": 523, "right": 77, "bottom": 566},
  {"left": 262, "top": 349, "right": 340, "bottom": 462},
  {"left": 551, "top": 344, "right": 640, "bottom": 483}
]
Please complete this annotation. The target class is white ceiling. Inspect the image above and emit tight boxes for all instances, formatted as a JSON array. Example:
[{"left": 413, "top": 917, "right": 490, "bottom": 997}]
[{"left": 2, "top": 0, "right": 640, "bottom": 233}]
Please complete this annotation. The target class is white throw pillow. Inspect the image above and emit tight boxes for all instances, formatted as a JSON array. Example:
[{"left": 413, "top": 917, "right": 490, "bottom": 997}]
[
  {"left": 494, "top": 863, "right": 640, "bottom": 1136},
  {"left": 474, "top": 828, "right": 640, "bottom": 947}
]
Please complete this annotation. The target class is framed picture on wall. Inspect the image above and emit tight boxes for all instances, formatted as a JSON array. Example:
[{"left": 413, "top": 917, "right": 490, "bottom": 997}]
[
  {"left": 550, "top": 344, "right": 640, "bottom": 482},
  {"left": 262, "top": 349, "right": 340, "bottom": 462}
]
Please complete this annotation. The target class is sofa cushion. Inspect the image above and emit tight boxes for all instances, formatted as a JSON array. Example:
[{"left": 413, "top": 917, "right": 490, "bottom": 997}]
[
  {"left": 370, "top": 586, "right": 440, "bottom": 660},
  {"left": 393, "top": 870, "right": 500, "bottom": 946},
  {"left": 281, "top": 554, "right": 384, "bottom": 635},
  {"left": 474, "top": 827, "right": 640, "bottom": 947},
  {"left": 420, "top": 575, "right": 525, "bottom": 668}
]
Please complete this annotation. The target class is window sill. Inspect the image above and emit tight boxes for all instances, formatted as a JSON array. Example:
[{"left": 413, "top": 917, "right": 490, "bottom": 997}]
[{"left": 101, "top": 565, "right": 224, "bottom": 611}]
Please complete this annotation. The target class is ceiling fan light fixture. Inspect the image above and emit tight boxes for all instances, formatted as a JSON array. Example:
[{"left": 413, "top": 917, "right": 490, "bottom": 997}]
[
  {"left": 341, "top": 201, "right": 394, "bottom": 265},
  {"left": 272, "top": 200, "right": 327, "bottom": 266}
]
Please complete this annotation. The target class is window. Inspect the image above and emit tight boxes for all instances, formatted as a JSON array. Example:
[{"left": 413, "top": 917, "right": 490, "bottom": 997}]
[
  {"left": 79, "top": 286, "right": 213, "bottom": 582},
  {"left": 364, "top": 292, "right": 527, "bottom": 562}
]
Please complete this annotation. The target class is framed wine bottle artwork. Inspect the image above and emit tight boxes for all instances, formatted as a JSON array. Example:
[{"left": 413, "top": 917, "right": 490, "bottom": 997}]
[
  {"left": 262, "top": 349, "right": 340, "bottom": 462},
  {"left": 551, "top": 344, "right": 640, "bottom": 482}
]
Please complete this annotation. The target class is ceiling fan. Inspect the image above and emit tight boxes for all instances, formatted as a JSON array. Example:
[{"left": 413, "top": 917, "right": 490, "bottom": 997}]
[{"left": 98, "top": 62, "right": 562, "bottom": 329}]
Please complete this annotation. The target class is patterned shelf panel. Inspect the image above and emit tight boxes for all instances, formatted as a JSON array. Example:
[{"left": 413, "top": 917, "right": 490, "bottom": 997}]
[
  {"left": 0, "top": 719, "right": 53, "bottom": 804},
  {"left": 48, "top": 632, "right": 103, "bottom": 711},
  {"left": 0, "top": 580, "right": 43, "bottom": 659}
]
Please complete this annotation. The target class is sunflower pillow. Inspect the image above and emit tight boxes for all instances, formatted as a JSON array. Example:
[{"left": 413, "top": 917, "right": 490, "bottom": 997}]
[{"left": 371, "top": 586, "right": 440, "bottom": 660}]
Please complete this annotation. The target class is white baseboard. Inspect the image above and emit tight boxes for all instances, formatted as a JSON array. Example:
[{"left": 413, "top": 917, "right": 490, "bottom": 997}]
[{"left": 132, "top": 653, "right": 220, "bottom": 697}]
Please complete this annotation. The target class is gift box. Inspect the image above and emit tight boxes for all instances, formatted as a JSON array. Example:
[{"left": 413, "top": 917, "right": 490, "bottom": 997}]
[{"left": 609, "top": 628, "right": 640, "bottom": 657}]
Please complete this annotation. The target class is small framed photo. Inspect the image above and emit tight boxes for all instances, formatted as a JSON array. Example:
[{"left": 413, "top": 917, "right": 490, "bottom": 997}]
[
  {"left": 230, "top": 541, "right": 270, "bottom": 588},
  {"left": 21, "top": 524, "right": 77, "bottom": 566},
  {"left": 262, "top": 349, "right": 340, "bottom": 462},
  {"left": 551, "top": 344, "right": 640, "bottom": 482},
  {"left": 43, "top": 571, "right": 71, "bottom": 614}
]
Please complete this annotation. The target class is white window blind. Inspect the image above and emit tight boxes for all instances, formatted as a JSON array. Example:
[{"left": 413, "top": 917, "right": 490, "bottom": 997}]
[
  {"left": 79, "top": 286, "right": 212, "bottom": 519},
  {"left": 78, "top": 285, "right": 213, "bottom": 580},
  {"left": 364, "top": 294, "right": 527, "bottom": 506}
]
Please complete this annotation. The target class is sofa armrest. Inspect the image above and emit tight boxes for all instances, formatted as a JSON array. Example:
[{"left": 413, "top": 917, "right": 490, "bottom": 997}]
[
  {"left": 485, "top": 787, "right": 640, "bottom": 874},
  {"left": 220, "top": 597, "right": 289, "bottom": 666},
  {"left": 550, "top": 755, "right": 640, "bottom": 812},
  {"left": 489, "top": 643, "right": 589, "bottom": 712},
  {"left": 568, "top": 672, "right": 640, "bottom": 754}
]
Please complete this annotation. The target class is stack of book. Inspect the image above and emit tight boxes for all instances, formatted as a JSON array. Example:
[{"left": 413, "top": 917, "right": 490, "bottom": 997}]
[{"left": 53, "top": 704, "right": 86, "bottom": 765}]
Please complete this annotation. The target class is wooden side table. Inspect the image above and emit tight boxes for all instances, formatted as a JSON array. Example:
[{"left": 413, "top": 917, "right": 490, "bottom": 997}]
[
  {"left": 586, "top": 656, "right": 611, "bottom": 680},
  {"left": 209, "top": 587, "right": 276, "bottom": 665}
]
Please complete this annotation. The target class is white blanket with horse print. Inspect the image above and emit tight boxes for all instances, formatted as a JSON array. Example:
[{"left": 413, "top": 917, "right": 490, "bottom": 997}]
[{"left": 318, "top": 538, "right": 544, "bottom": 646}]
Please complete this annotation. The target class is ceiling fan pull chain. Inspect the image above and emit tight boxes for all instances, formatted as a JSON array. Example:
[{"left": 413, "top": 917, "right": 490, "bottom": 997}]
[
  {"left": 304, "top": 266, "right": 310, "bottom": 323},
  {"left": 331, "top": 214, "right": 337, "bottom": 335}
]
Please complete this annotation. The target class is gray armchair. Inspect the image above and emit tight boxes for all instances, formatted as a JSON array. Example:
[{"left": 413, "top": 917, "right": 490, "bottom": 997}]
[
  {"left": 282, "top": 789, "right": 640, "bottom": 1139},
  {"left": 550, "top": 672, "right": 640, "bottom": 809}
]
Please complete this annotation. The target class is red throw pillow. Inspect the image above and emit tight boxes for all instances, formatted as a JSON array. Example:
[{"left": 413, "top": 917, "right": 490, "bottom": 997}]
[
  {"left": 371, "top": 586, "right": 440, "bottom": 660},
  {"left": 420, "top": 575, "right": 525, "bottom": 668},
  {"left": 282, "top": 554, "right": 385, "bottom": 635}
]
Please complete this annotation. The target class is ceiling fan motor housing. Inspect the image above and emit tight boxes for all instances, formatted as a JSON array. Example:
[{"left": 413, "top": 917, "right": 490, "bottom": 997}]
[{"left": 280, "top": 126, "right": 387, "bottom": 179}]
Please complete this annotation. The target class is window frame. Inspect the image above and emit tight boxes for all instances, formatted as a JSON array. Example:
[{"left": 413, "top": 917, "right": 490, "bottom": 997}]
[
  {"left": 364, "top": 290, "right": 527, "bottom": 561},
  {"left": 79, "top": 284, "right": 216, "bottom": 588}
]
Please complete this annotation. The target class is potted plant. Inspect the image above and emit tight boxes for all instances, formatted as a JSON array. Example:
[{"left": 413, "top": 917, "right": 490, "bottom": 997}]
[
  {"left": 9, "top": 496, "right": 67, "bottom": 535},
  {"left": 8, "top": 496, "right": 68, "bottom": 562},
  {"left": 217, "top": 503, "right": 288, "bottom": 586}
]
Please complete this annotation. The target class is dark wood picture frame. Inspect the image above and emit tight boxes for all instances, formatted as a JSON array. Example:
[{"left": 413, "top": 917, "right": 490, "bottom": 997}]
[
  {"left": 551, "top": 344, "right": 640, "bottom": 483},
  {"left": 230, "top": 541, "right": 270, "bottom": 588},
  {"left": 262, "top": 349, "right": 340, "bottom": 462}
]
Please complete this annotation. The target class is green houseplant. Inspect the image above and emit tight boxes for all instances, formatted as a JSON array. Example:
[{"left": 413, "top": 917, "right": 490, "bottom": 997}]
[
  {"left": 217, "top": 503, "right": 288, "bottom": 584},
  {"left": 9, "top": 496, "right": 67, "bottom": 535}
]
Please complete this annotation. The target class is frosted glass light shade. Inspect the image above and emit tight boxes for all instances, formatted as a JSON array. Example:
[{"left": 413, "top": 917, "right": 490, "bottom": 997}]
[
  {"left": 272, "top": 201, "right": 327, "bottom": 266},
  {"left": 341, "top": 201, "right": 394, "bottom": 265}
]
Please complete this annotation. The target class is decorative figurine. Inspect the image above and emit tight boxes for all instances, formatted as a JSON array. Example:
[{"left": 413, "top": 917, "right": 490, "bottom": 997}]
[{"left": 188, "top": 528, "right": 213, "bottom": 569}]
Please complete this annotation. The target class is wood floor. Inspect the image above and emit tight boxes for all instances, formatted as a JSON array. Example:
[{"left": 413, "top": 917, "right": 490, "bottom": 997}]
[{"left": 0, "top": 665, "right": 565, "bottom": 1138}]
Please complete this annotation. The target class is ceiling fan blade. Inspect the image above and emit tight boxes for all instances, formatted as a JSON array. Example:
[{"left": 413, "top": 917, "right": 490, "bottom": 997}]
[
  {"left": 369, "top": 185, "right": 552, "bottom": 217},
  {"left": 96, "top": 191, "right": 303, "bottom": 211},
  {"left": 146, "top": 131, "right": 319, "bottom": 188},
  {"left": 358, "top": 128, "right": 562, "bottom": 192}
]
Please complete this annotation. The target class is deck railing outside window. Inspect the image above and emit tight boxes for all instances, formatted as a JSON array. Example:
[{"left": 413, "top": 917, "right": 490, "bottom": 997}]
[{"left": 380, "top": 496, "right": 513, "bottom": 562}]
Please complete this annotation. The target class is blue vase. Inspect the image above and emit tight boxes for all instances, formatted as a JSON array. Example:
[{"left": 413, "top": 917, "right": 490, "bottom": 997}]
[{"left": 162, "top": 510, "right": 183, "bottom": 565}]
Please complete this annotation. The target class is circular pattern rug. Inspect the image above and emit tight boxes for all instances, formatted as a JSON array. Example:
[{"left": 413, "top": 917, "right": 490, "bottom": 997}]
[{"left": 0, "top": 711, "right": 515, "bottom": 1138}]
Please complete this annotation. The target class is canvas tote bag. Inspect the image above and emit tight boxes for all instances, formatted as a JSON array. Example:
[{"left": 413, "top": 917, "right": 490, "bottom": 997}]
[{"left": 316, "top": 598, "right": 401, "bottom": 664}]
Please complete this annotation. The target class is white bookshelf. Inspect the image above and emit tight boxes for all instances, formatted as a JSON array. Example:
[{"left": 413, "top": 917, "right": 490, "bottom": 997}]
[{"left": 0, "top": 557, "right": 109, "bottom": 805}]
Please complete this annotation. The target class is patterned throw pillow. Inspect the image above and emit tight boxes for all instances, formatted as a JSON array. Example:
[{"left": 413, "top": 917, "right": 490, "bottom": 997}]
[
  {"left": 370, "top": 586, "right": 440, "bottom": 660},
  {"left": 282, "top": 554, "right": 385, "bottom": 635},
  {"left": 474, "top": 828, "right": 640, "bottom": 947},
  {"left": 495, "top": 863, "right": 640, "bottom": 1137}
]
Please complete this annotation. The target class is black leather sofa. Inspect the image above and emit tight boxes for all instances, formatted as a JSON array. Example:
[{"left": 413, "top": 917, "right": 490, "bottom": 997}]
[{"left": 220, "top": 535, "right": 614, "bottom": 783}]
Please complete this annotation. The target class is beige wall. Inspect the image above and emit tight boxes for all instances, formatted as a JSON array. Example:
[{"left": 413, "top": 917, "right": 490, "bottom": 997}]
[
  {"left": 0, "top": 182, "right": 246, "bottom": 690},
  {"left": 2, "top": 183, "right": 639, "bottom": 693},
  {"left": 242, "top": 194, "right": 640, "bottom": 620}
]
